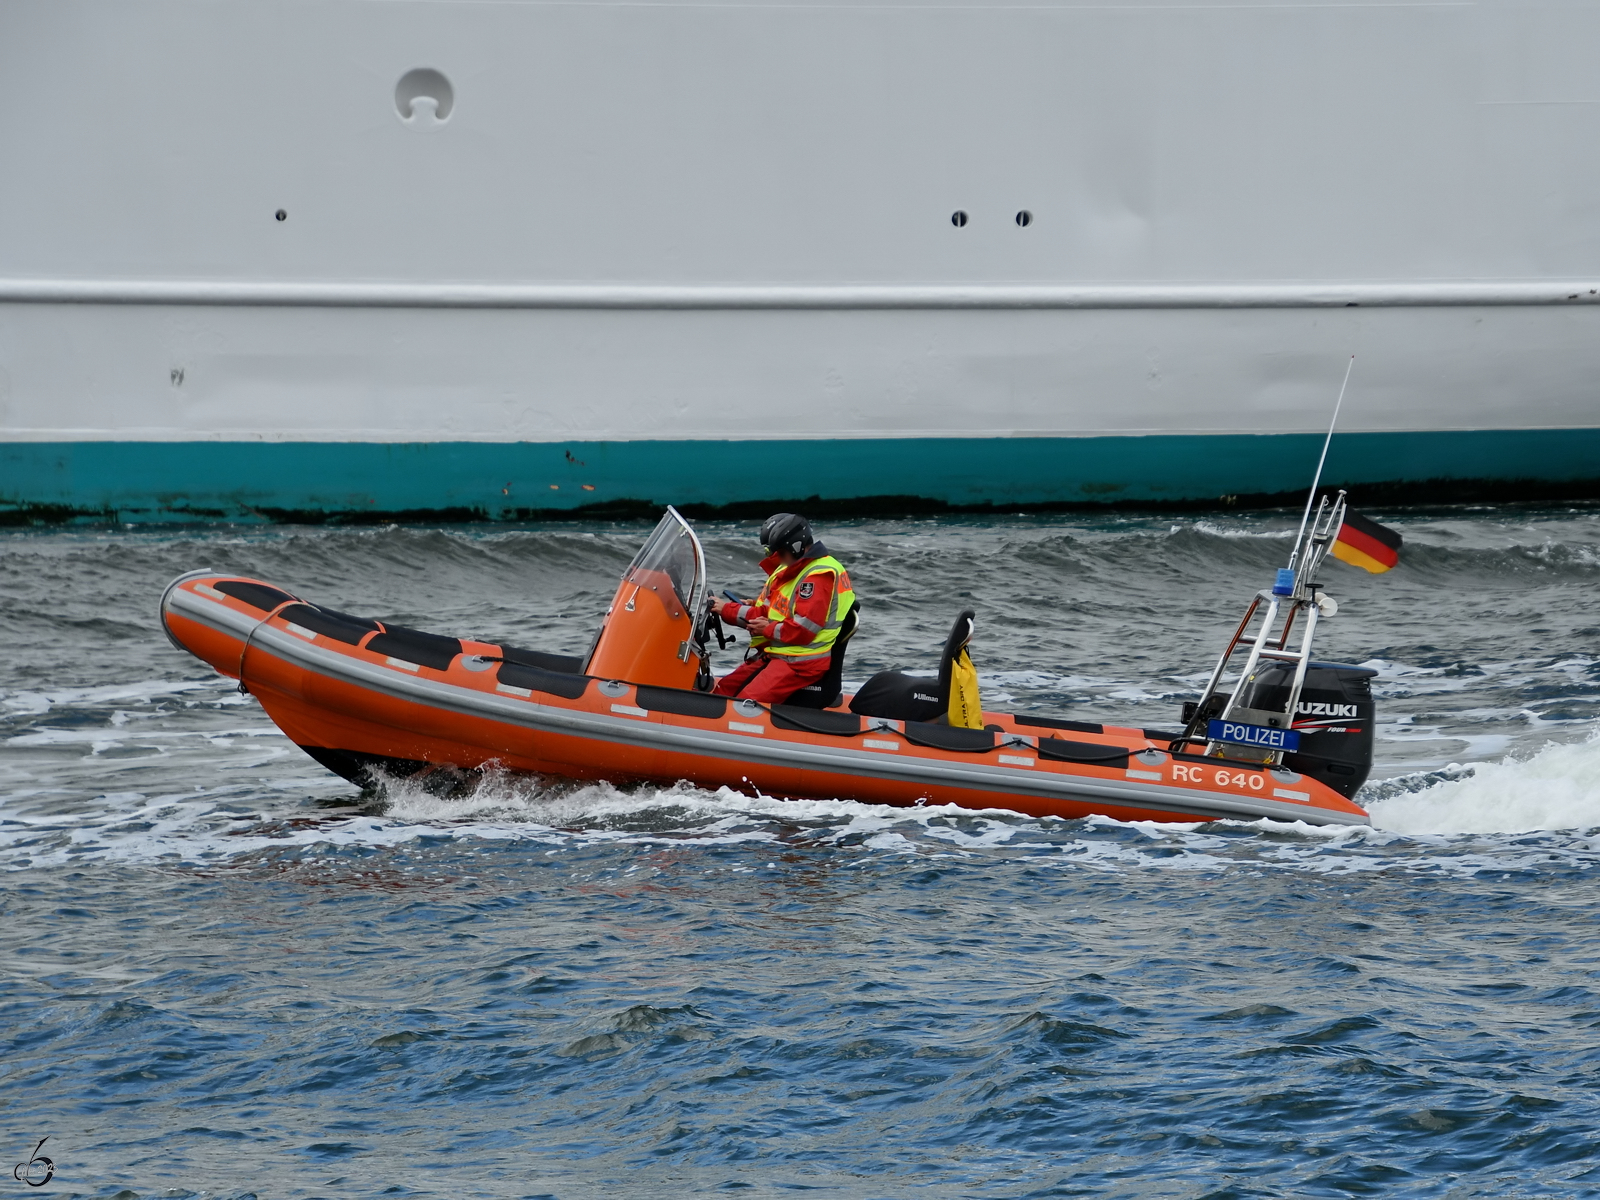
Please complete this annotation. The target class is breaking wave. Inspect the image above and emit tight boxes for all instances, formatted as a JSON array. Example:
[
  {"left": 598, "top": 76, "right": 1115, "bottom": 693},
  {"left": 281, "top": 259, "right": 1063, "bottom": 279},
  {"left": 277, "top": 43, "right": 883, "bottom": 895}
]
[{"left": 1367, "top": 728, "right": 1600, "bottom": 835}]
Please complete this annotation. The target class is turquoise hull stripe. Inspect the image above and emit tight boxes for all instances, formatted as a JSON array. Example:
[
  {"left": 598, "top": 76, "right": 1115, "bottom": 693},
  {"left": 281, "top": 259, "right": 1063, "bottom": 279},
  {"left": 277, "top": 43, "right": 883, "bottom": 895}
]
[{"left": 3, "top": 430, "right": 1598, "bottom": 520}]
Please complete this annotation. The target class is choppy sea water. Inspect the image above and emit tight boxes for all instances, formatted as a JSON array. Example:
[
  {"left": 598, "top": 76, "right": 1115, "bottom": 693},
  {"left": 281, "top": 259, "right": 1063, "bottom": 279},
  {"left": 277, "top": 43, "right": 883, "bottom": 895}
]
[{"left": 2, "top": 509, "right": 1598, "bottom": 1198}]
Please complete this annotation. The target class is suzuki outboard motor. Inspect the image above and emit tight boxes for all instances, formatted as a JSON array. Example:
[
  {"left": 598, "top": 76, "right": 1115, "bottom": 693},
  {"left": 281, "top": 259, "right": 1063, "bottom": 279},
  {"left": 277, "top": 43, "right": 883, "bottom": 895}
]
[{"left": 1231, "top": 661, "right": 1377, "bottom": 799}]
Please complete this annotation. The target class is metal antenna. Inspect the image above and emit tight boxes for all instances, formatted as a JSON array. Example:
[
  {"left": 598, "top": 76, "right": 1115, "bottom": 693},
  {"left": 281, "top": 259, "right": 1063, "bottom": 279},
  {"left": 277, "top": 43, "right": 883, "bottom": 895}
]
[{"left": 1288, "top": 355, "right": 1355, "bottom": 571}]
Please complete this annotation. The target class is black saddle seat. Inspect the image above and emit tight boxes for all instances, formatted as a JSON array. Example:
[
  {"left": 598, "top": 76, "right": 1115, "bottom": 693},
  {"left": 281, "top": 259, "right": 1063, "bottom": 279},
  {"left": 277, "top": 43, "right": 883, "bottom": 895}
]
[{"left": 848, "top": 609, "right": 975, "bottom": 723}]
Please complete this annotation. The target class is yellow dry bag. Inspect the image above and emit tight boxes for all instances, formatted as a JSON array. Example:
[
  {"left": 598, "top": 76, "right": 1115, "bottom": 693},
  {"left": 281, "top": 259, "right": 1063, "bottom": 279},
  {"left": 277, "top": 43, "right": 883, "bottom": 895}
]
[{"left": 947, "top": 646, "right": 984, "bottom": 729}]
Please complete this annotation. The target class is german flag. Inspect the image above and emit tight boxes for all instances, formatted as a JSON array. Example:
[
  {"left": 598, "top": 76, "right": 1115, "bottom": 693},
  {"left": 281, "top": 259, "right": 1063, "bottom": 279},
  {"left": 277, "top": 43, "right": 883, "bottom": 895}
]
[{"left": 1331, "top": 511, "right": 1402, "bottom": 573}]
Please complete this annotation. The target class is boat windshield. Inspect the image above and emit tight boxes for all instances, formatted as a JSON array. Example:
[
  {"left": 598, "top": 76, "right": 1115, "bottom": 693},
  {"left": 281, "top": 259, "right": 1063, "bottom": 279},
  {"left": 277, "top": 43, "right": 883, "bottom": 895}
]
[{"left": 624, "top": 506, "right": 707, "bottom": 621}]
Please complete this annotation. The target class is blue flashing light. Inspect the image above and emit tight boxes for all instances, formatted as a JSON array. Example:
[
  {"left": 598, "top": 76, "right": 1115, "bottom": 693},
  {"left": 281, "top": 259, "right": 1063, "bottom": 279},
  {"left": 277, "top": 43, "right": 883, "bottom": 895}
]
[{"left": 1273, "top": 568, "right": 1296, "bottom": 597}]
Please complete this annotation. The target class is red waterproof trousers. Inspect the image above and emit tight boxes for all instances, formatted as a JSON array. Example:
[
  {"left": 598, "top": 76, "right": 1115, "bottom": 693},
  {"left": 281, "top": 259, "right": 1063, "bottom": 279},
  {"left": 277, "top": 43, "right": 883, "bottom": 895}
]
[{"left": 713, "top": 653, "right": 831, "bottom": 704}]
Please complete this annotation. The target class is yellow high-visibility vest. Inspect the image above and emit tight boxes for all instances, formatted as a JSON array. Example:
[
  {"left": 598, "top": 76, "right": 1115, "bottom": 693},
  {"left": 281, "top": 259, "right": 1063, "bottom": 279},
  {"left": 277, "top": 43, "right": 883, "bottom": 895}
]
[{"left": 755, "top": 555, "right": 855, "bottom": 660}]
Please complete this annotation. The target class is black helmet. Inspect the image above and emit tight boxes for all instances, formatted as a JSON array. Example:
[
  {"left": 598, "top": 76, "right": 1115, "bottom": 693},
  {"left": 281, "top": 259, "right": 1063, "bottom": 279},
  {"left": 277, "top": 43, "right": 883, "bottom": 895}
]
[{"left": 759, "top": 512, "right": 814, "bottom": 557}]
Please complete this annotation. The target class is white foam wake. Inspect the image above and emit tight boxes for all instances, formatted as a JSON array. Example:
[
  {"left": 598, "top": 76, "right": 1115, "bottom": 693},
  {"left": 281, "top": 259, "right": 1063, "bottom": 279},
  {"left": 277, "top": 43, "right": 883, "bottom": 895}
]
[{"left": 1367, "top": 727, "right": 1600, "bottom": 835}]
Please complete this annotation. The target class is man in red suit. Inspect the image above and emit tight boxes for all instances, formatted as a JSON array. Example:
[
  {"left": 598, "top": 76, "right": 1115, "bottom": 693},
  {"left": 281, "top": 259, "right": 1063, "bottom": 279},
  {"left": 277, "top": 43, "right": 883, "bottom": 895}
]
[{"left": 712, "top": 513, "right": 856, "bottom": 705}]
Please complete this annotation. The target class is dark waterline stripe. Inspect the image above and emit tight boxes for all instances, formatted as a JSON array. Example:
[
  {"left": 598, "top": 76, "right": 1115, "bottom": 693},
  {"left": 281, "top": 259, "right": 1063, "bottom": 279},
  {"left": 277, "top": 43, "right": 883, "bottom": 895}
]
[{"left": 5, "top": 429, "right": 1600, "bottom": 524}]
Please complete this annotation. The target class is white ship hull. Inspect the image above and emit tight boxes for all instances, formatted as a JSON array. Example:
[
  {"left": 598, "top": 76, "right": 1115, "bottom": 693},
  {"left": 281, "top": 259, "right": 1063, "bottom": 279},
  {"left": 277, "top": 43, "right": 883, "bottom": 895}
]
[{"left": 3, "top": 0, "right": 1598, "bottom": 518}]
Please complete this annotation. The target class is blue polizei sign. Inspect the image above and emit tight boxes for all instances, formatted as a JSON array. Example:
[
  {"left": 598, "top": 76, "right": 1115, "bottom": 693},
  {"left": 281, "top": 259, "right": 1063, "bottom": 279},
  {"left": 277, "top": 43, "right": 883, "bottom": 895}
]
[{"left": 1208, "top": 719, "right": 1301, "bottom": 752}]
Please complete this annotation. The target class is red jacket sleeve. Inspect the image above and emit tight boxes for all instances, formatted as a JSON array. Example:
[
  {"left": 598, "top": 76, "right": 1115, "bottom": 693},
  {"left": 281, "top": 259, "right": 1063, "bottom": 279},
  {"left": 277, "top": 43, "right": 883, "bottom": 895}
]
[{"left": 716, "top": 598, "right": 761, "bottom": 627}]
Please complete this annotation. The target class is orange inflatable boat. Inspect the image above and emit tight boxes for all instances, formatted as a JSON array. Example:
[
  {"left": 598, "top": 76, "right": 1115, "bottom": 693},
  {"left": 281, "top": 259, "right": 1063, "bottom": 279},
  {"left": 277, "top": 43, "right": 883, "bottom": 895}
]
[{"left": 160, "top": 508, "right": 1373, "bottom": 826}]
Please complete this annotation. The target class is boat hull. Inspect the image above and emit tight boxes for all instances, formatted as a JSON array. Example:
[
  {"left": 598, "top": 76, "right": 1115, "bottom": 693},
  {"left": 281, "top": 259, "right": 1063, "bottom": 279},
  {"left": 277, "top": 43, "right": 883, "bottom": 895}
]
[
  {"left": 6, "top": 0, "right": 1600, "bottom": 519},
  {"left": 6, "top": 300, "right": 1600, "bottom": 520},
  {"left": 8, "top": 426, "right": 1600, "bottom": 523},
  {"left": 160, "top": 572, "right": 1372, "bottom": 827}
]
